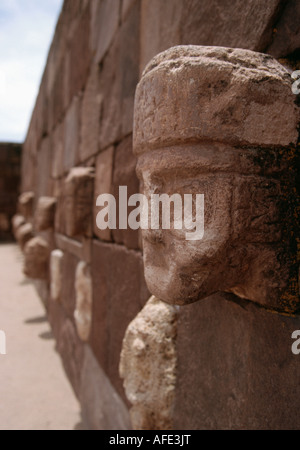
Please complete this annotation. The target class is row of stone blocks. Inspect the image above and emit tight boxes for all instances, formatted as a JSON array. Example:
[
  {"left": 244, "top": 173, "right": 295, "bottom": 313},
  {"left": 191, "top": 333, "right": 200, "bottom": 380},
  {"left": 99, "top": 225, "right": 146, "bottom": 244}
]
[{"left": 11, "top": 178, "right": 176, "bottom": 430}]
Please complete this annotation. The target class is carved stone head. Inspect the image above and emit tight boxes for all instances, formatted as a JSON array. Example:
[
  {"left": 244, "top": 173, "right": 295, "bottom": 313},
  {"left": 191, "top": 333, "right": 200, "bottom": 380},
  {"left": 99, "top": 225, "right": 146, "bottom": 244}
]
[{"left": 133, "top": 46, "right": 299, "bottom": 313}]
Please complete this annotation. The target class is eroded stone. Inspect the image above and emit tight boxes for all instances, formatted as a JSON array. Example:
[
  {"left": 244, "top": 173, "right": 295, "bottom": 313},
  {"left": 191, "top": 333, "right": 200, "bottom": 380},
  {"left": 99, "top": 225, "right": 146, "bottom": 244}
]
[
  {"left": 133, "top": 45, "right": 300, "bottom": 313},
  {"left": 50, "top": 249, "right": 64, "bottom": 302},
  {"left": 35, "top": 196, "right": 57, "bottom": 231},
  {"left": 16, "top": 222, "right": 34, "bottom": 250},
  {"left": 64, "top": 167, "right": 95, "bottom": 237},
  {"left": 74, "top": 261, "right": 92, "bottom": 342},
  {"left": 119, "top": 296, "right": 178, "bottom": 430},
  {"left": 23, "top": 236, "right": 50, "bottom": 280},
  {"left": 18, "top": 191, "right": 34, "bottom": 220}
]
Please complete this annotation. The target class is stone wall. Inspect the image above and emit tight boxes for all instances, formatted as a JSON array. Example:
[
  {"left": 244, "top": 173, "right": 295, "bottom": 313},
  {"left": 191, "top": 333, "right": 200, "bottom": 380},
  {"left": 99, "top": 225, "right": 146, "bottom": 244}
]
[
  {"left": 0, "top": 143, "right": 21, "bottom": 240},
  {"left": 17, "top": 0, "right": 300, "bottom": 430}
]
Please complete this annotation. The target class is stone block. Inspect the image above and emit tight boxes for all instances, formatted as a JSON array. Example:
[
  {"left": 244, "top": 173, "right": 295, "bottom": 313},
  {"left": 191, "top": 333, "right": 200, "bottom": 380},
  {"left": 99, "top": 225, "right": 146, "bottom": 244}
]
[
  {"left": 140, "top": 0, "right": 283, "bottom": 73},
  {"left": 64, "top": 95, "right": 82, "bottom": 172},
  {"left": 35, "top": 196, "right": 57, "bottom": 231},
  {"left": 120, "top": 296, "right": 178, "bottom": 430},
  {"left": 93, "top": 146, "right": 114, "bottom": 242},
  {"left": 23, "top": 236, "right": 50, "bottom": 280},
  {"left": 74, "top": 262, "right": 92, "bottom": 342},
  {"left": 16, "top": 222, "right": 34, "bottom": 250},
  {"left": 174, "top": 293, "right": 300, "bottom": 430},
  {"left": 64, "top": 167, "right": 95, "bottom": 238},
  {"left": 60, "top": 250, "right": 79, "bottom": 319},
  {"left": 267, "top": 0, "right": 300, "bottom": 58},
  {"left": 68, "top": 4, "right": 91, "bottom": 101},
  {"left": 80, "top": 346, "right": 131, "bottom": 430},
  {"left": 51, "top": 120, "right": 65, "bottom": 179},
  {"left": 56, "top": 318, "right": 84, "bottom": 398},
  {"left": 98, "top": 2, "right": 139, "bottom": 148},
  {"left": 91, "top": 240, "right": 150, "bottom": 401},
  {"left": 90, "top": 0, "right": 120, "bottom": 64},
  {"left": 18, "top": 192, "right": 34, "bottom": 221},
  {"left": 79, "top": 63, "right": 102, "bottom": 162},
  {"left": 12, "top": 214, "right": 26, "bottom": 238},
  {"left": 37, "top": 137, "right": 53, "bottom": 198},
  {"left": 112, "top": 136, "right": 140, "bottom": 249}
]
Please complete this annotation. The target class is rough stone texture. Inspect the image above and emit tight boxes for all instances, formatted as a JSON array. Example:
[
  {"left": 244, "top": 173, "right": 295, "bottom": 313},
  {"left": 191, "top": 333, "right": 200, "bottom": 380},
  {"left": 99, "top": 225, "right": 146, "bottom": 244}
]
[
  {"left": 18, "top": 192, "right": 34, "bottom": 221},
  {"left": 60, "top": 251, "right": 79, "bottom": 320},
  {"left": 50, "top": 249, "right": 64, "bottom": 302},
  {"left": 79, "top": 63, "right": 102, "bottom": 162},
  {"left": 56, "top": 318, "right": 84, "bottom": 398},
  {"left": 23, "top": 236, "right": 50, "bottom": 280},
  {"left": 51, "top": 121, "right": 65, "bottom": 179},
  {"left": 134, "top": 46, "right": 299, "bottom": 313},
  {"left": 267, "top": 0, "right": 300, "bottom": 58},
  {"left": 93, "top": 146, "right": 114, "bottom": 241},
  {"left": 35, "top": 197, "right": 57, "bottom": 231},
  {"left": 64, "top": 95, "right": 82, "bottom": 172},
  {"left": 67, "top": 3, "right": 91, "bottom": 102},
  {"left": 174, "top": 293, "right": 300, "bottom": 430},
  {"left": 135, "top": 46, "right": 299, "bottom": 149},
  {"left": 98, "top": 0, "right": 140, "bottom": 149},
  {"left": 37, "top": 137, "right": 53, "bottom": 198},
  {"left": 90, "top": 0, "right": 120, "bottom": 64},
  {"left": 80, "top": 346, "right": 131, "bottom": 430},
  {"left": 140, "top": 0, "right": 284, "bottom": 72},
  {"left": 74, "top": 262, "right": 92, "bottom": 342},
  {"left": 16, "top": 222, "right": 34, "bottom": 250},
  {"left": 112, "top": 136, "right": 140, "bottom": 249},
  {"left": 64, "top": 167, "right": 95, "bottom": 238},
  {"left": 12, "top": 215, "right": 25, "bottom": 238},
  {"left": 120, "top": 296, "right": 178, "bottom": 430},
  {"left": 91, "top": 240, "right": 150, "bottom": 402}
]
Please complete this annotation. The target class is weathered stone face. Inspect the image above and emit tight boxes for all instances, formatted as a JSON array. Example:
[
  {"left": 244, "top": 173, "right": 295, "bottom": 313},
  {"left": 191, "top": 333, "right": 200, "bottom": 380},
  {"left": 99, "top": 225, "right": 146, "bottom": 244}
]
[
  {"left": 119, "top": 296, "right": 178, "bottom": 430},
  {"left": 16, "top": 222, "right": 34, "bottom": 250},
  {"left": 64, "top": 167, "right": 95, "bottom": 237},
  {"left": 74, "top": 261, "right": 92, "bottom": 342},
  {"left": 133, "top": 46, "right": 299, "bottom": 313},
  {"left": 18, "top": 191, "right": 34, "bottom": 220},
  {"left": 23, "top": 236, "right": 50, "bottom": 280},
  {"left": 35, "top": 196, "right": 57, "bottom": 231},
  {"left": 12, "top": 214, "right": 26, "bottom": 238}
]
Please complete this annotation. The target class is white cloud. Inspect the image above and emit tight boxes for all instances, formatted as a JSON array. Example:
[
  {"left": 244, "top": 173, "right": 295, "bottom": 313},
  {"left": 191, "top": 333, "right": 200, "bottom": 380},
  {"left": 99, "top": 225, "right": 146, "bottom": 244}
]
[{"left": 0, "top": 0, "right": 63, "bottom": 142}]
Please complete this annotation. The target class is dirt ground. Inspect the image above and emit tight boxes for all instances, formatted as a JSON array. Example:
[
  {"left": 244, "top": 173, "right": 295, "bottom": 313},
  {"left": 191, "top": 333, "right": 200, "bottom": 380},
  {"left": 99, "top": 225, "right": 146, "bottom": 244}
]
[{"left": 0, "top": 243, "right": 83, "bottom": 430}]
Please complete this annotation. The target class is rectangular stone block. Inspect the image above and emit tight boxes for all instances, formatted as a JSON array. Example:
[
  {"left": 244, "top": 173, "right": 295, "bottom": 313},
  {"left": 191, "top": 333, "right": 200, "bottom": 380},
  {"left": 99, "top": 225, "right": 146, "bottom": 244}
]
[
  {"left": 91, "top": 240, "right": 150, "bottom": 403},
  {"left": 64, "top": 95, "right": 82, "bottom": 173},
  {"left": 98, "top": 1, "right": 140, "bottom": 149},
  {"left": 37, "top": 137, "right": 53, "bottom": 198},
  {"left": 51, "top": 120, "right": 65, "bottom": 179},
  {"left": 79, "top": 63, "right": 102, "bottom": 162},
  {"left": 112, "top": 136, "right": 140, "bottom": 250},
  {"left": 93, "top": 146, "right": 114, "bottom": 242},
  {"left": 90, "top": 0, "right": 120, "bottom": 64},
  {"left": 68, "top": 4, "right": 91, "bottom": 102},
  {"left": 174, "top": 292, "right": 300, "bottom": 430},
  {"left": 140, "top": 0, "right": 283, "bottom": 74},
  {"left": 80, "top": 345, "right": 131, "bottom": 430},
  {"left": 64, "top": 167, "right": 95, "bottom": 238}
]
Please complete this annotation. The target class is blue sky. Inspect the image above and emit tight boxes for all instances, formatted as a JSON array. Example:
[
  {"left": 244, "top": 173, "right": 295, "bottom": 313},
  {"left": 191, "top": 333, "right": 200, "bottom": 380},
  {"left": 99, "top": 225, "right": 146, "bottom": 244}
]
[{"left": 0, "top": 0, "right": 63, "bottom": 143}]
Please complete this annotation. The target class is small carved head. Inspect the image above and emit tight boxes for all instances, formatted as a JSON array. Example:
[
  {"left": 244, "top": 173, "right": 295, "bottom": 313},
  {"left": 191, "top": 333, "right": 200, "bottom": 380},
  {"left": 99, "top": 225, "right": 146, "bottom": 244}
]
[{"left": 133, "top": 46, "right": 299, "bottom": 313}]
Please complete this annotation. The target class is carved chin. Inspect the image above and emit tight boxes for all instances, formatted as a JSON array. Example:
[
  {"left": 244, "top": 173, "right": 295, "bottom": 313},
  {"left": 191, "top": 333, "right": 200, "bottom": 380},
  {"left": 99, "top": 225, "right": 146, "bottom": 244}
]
[{"left": 144, "top": 263, "right": 215, "bottom": 306}]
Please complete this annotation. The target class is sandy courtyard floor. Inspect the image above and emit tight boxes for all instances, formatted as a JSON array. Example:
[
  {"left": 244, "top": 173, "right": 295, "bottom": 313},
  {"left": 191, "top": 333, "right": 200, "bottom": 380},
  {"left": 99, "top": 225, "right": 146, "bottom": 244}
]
[{"left": 0, "top": 243, "right": 83, "bottom": 430}]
